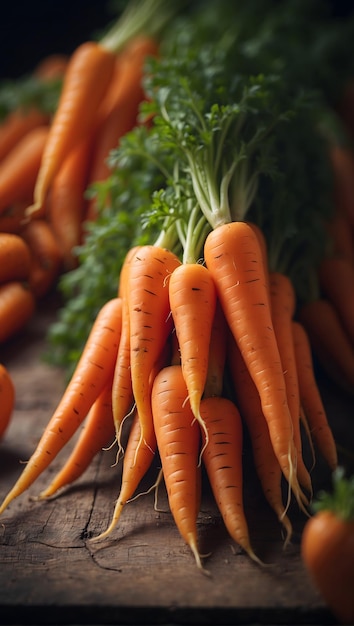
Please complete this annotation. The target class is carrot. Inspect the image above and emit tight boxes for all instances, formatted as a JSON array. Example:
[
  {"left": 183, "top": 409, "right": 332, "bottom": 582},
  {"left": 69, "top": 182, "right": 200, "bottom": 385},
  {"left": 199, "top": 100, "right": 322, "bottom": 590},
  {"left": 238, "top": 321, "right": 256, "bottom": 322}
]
[
  {"left": 48, "top": 135, "right": 93, "bottom": 270},
  {"left": 38, "top": 373, "right": 116, "bottom": 499},
  {"left": 168, "top": 262, "right": 216, "bottom": 448},
  {"left": 0, "top": 126, "right": 49, "bottom": 215},
  {"left": 0, "top": 232, "right": 32, "bottom": 283},
  {"left": 204, "top": 221, "right": 305, "bottom": 507},
  {"left": 85, "top": 36, "right": 159, "bottom": 221},
  {"left": 291, "top": 321, "right": 338, "bottom": 470},
  {"left": 93, "top": 407, "right": 157, "bottom": 543},
  {"left": 128, "top": 245, "right": 181, "bottom": 457},
  {"left": 111, "top": 246, "right": 141, "bottom": 448},
  {"left": 0, "top": 281, "right": 36, "bottom": 344},
  {"left": 151, "top": 365, "right": 204, "bottom": 571},
  {"left": 227, "top": 335, "right": 293, "bottom": 545},
  {"left": 92, "top": 338, "right": 171, "bottom": 542},
  {"left": 0, "top": 363, "right": 15, "bottom": 440},
  {"left": 0, "top": 296, "right": 123, "bottom": 515},
  {"left": 26, "top": 41, "right": 116, "bottom": 218},
  {"left": 0, "top": 201, "right": 29, "bottom": 234},
  {"left": 318, "top": 256, "right": 354, "bottom": 345},
  {"left": 20, "top": 219, "right": 63, "bottom": 299},
  {"left": 200, "top": 395, "right": 263, "bottom": 564},
  {"left": 269, "top": 271, "right": 312, "bottom": 495},
  {"left": 0, "top": 109, "right": 49, "bottom": 165},
  {"left": 203, "top": 299, "right": 227, "bottom": 398},
  {"left": 298, "top": 298, "right": 354, "bottom": 394}
]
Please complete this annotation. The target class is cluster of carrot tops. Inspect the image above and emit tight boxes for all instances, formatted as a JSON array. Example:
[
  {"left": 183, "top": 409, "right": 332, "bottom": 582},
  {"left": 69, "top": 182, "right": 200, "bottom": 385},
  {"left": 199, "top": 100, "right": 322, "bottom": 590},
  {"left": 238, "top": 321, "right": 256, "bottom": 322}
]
[{"left": 1, "top": 0, "right": 354, "bottom": 572}]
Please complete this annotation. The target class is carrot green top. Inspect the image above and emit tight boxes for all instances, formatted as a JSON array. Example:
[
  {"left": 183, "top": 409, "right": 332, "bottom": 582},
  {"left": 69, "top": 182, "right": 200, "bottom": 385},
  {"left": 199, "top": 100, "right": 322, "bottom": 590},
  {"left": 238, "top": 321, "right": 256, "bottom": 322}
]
[{"left": 312, "top": 467, "right": 354, "bottom": 522}]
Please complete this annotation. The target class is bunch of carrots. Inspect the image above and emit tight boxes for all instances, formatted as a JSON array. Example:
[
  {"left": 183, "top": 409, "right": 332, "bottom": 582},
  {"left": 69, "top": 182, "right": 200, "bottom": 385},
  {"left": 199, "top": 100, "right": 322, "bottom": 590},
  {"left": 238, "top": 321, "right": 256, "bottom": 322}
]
[
  {"left": 0, "top": 0, "right": 353, "bottom": 573},
  {"left": 0, "top": 0, "right": 173, "bottom": 347}
]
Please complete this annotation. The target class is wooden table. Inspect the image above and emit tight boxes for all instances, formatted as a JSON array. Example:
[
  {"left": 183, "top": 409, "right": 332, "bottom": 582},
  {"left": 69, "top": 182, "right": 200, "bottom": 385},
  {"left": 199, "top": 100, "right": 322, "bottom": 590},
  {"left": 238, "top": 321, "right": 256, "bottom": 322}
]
[{"left": 0, "top": 294, "right": 353, "bottom": 625}]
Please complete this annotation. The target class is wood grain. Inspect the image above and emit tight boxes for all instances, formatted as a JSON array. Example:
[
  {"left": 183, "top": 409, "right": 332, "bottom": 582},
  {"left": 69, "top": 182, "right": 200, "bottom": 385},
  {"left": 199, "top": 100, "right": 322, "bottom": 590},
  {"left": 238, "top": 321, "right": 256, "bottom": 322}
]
[{"left": 0, "top": 293, "right": 352, "bottom": 625}]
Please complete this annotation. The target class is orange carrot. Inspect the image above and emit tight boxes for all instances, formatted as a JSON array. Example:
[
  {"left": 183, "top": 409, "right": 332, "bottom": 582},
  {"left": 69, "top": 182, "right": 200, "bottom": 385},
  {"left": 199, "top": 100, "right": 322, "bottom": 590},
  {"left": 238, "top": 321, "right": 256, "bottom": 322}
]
[
  {"left": 0, "top": 232, "right": 32, "bottom": 283},
  {"left": 151, "top": 365, "right": 203, "bottom": 571},
  {"left": 203, "top": 299, "right": 227, "bottom": 398},
  {"left": 298, "top": 298, "right": 354, "bottom": 394},
  {"left": 48, "top": 135, "right": 93, "bottom": 270},
  {"left": 0, "top": 126, "right": 49, "bottom": 215},
  {"left": 92, "top": 339, "right": 171, "bottom": 542},
  {"left": 38, "top": 372, "right": 116, "bottom": 499},
  {"left": 20, "top": 219, "right": 63, "bottom": 299},
  {"left": 0, "top": 363, "right": 15, "bottom": 440},
  {"left": 291, "top": 320, "right": 338, "bottom": 470},
  {"left": 0, "top": 281, "right": 36, "bottom": 344},
  {"left": 0, "top": 109, "right": 49, "bottom": 165},
  {"left": 269, "top": 271, "right": 312, "bottom": 495},
  {"left": 204, "top": 221, "right": 305, "bottom": 507},
  {"left": 26, "top": 41, "right": 116, "bottom": 218},
  {"left": 318, "top": 256, "right": 354, "bottom": 345},
  {"left": 168, "top": 262, "right": 217, "bottom": 447},
  {"left": 111, "top": 246, "right": 141, "bottom": 447},
  {"left": 0, "top": 296, "right": 122, "bottom": 515},
  {"left": 227, "top": 335, "right": 293, "bottom": 545},
  {"left": 200, "top": 395, "right": 263, "bottom": 563},
  {"left": 92, "top": 407, "right": 157, "bottom": 543},
  {"left": 128, "top": 245, "right": 181, "bottom": 456},
  {"left": 85, "top": 36, "right": 159, "bottom": 221}
]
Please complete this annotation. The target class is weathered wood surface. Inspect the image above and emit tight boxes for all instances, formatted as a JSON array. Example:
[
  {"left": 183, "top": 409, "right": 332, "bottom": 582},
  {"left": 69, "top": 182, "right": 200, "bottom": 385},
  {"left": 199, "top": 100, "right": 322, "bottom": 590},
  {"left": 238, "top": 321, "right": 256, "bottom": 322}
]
[{"left": 0, "top": 294, "right": 353, "bottom": 626}]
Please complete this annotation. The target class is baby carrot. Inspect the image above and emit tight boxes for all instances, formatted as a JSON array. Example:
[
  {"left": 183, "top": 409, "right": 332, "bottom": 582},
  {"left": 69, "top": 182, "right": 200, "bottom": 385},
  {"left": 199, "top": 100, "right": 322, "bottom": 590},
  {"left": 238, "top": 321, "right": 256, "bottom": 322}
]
[{"left": 0, "top": 297, "right": 122, "bottom": 515}]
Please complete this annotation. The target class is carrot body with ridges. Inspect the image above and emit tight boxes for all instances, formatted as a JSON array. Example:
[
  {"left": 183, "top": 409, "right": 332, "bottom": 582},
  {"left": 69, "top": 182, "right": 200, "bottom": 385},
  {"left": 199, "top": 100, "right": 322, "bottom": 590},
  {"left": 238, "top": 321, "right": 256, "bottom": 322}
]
[
  {"left": 204, "top": 221, "right": 304, "bottom": 505},
  {"left": 228, "top": 335, "right": 293, "bottom": 545},
  {"left": 200, "top": 395, "right": 262, "bottom": 563},
  {"left": 169, "top": 262, "right": 217, "bottom": 441},
  {"left": 291, "top": 320, "right": 338, "bottom": 470},
  {"left": 26, "top": 41, "right": 116, "bottom": 218},
  {"left": 128, "top": 245, "right": 181, "bottom": 454},
  {"left": 151, "top": 365, "right": 203, "bottom": 570},
  {"left": 39, "top": 373, "right": 116, "bottom": 499}
]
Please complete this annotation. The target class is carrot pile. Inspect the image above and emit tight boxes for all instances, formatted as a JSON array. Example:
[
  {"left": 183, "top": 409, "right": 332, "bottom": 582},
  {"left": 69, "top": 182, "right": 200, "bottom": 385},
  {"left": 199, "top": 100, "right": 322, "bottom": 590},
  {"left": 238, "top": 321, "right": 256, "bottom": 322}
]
[{"left": 0, "top": 0, "right": 353, "bottom": 572}]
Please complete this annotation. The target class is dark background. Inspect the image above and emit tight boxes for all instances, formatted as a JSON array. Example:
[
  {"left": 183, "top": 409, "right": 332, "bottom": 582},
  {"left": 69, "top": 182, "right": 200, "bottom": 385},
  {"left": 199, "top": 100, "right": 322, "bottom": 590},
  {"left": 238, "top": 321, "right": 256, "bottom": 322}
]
[
  {"left": 0, "top": 0, "right": 353, "bottom": 80},
  {"left": 0, "top": 1, "right": 115, "bottom": 79}
]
